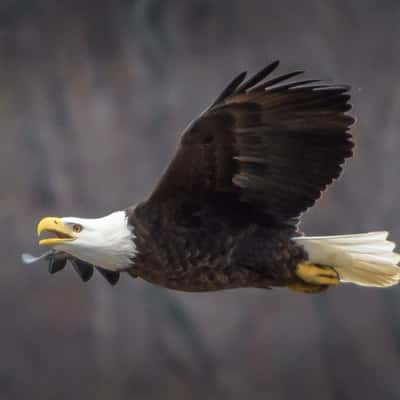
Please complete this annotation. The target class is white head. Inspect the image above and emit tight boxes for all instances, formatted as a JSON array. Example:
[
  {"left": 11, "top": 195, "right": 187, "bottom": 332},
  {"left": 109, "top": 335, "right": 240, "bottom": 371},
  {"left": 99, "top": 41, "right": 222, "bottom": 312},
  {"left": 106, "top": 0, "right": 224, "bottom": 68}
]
[{"left": 37, "top": 211, "right": 137, "bottom": 271}]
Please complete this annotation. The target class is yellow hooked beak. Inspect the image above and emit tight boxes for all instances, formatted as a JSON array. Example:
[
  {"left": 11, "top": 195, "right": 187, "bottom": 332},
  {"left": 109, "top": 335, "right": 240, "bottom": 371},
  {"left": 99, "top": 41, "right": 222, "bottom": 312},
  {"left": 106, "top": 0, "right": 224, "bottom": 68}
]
[{"left": 37, "top": 217, "right": 76, "bottom": 246}]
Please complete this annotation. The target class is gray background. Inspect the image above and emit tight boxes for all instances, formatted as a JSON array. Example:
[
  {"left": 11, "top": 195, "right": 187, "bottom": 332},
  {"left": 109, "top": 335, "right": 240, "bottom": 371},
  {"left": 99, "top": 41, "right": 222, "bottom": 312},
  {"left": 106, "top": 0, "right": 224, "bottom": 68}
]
[{"left": 2, "top": 1, "right": 400, "bottom": 399}]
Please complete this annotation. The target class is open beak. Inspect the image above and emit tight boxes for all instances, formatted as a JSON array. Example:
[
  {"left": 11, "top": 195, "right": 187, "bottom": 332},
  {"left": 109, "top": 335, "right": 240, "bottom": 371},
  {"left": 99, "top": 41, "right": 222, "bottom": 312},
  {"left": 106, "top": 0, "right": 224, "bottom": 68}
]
[{"left": 37, "top": 217, "right": 76, "bottom": 246}]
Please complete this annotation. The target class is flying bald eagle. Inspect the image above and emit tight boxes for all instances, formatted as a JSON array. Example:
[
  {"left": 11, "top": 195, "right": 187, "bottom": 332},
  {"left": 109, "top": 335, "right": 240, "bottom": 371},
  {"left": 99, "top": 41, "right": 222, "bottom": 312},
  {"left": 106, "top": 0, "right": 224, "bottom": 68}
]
[{"left": 25, "top": 60, "right": 400, "bottom": 293}]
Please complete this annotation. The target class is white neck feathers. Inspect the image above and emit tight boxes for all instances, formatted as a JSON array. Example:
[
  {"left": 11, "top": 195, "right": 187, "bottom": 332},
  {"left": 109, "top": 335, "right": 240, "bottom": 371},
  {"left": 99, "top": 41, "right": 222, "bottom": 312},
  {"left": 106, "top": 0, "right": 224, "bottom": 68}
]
[{"left": 58, "top": 211, "right": 137, "bottom": 271}]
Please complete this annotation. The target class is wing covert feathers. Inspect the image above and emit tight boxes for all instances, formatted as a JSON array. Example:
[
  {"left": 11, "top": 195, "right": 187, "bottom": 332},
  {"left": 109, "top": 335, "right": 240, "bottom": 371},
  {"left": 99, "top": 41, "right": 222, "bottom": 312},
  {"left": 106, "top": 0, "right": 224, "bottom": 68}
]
[{"left": 149, "top": 60, "right": 355, "bottom": 224}]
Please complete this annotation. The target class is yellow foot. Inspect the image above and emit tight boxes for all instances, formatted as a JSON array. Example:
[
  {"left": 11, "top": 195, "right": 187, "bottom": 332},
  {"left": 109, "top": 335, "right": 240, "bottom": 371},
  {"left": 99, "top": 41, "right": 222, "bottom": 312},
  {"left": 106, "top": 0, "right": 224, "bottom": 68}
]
[
  {"left": 288, "top": 282, "right": 329, "bottom": 294},
  {"left": 295, "top": 262, "right": 340, "bottom": 286}
]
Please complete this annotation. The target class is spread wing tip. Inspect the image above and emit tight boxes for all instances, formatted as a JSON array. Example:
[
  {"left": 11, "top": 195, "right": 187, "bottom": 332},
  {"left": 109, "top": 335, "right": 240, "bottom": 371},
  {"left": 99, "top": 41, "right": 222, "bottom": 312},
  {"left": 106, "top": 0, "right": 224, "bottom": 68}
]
[{"left": 213, "top": 61, "right": 355, "bottom": 111}]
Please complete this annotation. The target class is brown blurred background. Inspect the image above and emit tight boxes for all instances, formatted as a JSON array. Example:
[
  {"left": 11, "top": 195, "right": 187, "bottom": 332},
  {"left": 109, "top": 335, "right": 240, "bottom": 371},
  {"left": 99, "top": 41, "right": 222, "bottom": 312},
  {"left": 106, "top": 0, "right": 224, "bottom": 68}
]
[{"left": 2, "top": 1, "right": 400, "bottom": 399}]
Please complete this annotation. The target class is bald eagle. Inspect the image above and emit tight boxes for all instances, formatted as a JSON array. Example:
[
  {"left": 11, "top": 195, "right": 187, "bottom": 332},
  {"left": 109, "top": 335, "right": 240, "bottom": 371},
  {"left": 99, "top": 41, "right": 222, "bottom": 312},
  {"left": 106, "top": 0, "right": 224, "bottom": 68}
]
[{"left": 25, "top": 60, "right": 400, "bottom": 293}]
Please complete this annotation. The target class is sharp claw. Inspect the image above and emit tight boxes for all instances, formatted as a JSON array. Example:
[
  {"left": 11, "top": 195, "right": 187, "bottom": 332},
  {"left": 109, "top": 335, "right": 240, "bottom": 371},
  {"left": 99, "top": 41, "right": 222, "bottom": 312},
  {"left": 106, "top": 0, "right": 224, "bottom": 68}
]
[
  {"left": 296, "top": 263, "right": 340, "bottom": 286},
  {"left": 288, "top": 282, "right": 329, "bottom": 294}
]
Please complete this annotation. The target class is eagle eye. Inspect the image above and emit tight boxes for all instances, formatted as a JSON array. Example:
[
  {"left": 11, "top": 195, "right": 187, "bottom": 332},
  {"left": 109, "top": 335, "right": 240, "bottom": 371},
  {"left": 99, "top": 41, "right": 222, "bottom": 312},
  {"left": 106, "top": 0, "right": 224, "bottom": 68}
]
[{"left": 72, "top": 224, "right": 82, "bottom": 233}]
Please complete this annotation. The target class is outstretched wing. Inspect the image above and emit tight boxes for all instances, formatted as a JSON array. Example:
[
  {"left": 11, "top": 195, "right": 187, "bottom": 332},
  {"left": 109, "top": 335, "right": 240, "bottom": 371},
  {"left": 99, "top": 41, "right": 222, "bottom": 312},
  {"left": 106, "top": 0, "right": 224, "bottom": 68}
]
[{"left": 146, "top": 60, "right": 354, "bottom": 223}]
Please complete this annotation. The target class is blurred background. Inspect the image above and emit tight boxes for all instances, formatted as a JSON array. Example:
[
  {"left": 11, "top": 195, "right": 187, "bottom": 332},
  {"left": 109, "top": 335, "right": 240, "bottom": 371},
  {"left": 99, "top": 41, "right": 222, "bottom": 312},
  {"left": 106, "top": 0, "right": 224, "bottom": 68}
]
[{"left": 2, "top": 0, "right": 400, "bottom": 399}]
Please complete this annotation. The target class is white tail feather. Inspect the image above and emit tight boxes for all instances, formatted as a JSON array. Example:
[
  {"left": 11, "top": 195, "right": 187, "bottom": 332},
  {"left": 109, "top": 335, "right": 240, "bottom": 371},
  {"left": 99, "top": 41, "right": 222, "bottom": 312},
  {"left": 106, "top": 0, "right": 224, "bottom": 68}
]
[{"left": 293, "top": 232, "right": 400, "bottom": 287}]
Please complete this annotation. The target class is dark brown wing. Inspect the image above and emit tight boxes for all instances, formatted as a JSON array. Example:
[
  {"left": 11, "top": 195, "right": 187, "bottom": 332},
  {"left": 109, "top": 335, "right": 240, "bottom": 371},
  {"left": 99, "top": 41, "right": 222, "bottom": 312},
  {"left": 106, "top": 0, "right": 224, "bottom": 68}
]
[{"left": 146, "top": 60, "right": 354, "bottom": 223}]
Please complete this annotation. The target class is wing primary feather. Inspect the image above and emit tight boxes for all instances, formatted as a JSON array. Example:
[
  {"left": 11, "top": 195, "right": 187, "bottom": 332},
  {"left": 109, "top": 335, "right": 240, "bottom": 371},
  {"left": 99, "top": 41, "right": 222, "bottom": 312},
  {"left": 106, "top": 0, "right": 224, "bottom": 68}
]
[
  {"left": 268, "top": 79, "right": 322, "bottom": 92},
  {"left": 211, "top": 71, "right": 247, "bottom": 106},
  {"left": 309, "top": 85, "right": 351, "bottom": 93},
  {"left": 236, "top": 60, "right": 280, "bottom": 93},
  {"left": 252, "top": 71, "right": 304, "bottom": 92},
  {"left": 147, "top": 61, "right": 355, "bottom": 223}
]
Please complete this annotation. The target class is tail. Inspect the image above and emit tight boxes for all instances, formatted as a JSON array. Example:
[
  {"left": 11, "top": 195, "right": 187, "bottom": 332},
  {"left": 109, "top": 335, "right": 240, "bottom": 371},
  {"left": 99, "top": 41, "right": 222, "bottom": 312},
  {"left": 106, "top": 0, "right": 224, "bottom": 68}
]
[{"left": 293, "top": 232, "right": 400, "bottom": 287}]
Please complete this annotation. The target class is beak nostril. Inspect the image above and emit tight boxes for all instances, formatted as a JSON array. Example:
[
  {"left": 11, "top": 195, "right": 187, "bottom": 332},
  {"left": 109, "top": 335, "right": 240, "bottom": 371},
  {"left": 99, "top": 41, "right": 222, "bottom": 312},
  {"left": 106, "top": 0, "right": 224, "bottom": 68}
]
[{"left": 54, "top": 220, "right": 58, "bottom": 225}]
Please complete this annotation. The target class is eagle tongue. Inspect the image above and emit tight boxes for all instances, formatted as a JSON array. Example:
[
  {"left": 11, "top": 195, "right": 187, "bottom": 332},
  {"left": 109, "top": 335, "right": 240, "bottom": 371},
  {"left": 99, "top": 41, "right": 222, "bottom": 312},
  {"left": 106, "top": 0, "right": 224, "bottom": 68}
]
[{"left": 70, "top": 259, "right": 94, "bottom": 282}]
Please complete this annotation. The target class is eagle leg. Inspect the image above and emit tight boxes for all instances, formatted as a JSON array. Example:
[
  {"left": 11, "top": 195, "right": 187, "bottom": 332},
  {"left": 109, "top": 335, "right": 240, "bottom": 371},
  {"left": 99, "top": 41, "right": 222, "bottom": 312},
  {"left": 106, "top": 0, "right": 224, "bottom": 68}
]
[
  {"left": 288, "top": 281, "right": 329, "bottom": 294},
  {"left": 294, "top": 262, "right": 340, "bottom": 286}
]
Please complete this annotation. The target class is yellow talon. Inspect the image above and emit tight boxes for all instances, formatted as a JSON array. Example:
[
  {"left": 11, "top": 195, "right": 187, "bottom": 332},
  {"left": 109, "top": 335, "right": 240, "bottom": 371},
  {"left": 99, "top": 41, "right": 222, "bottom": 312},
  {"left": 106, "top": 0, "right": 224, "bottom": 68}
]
[
  {"left": 295, "top": 262, "right": 340, "bottom": 286},
  {"left": 288, "top": 282, "right": 329, "bottom": 294}
]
